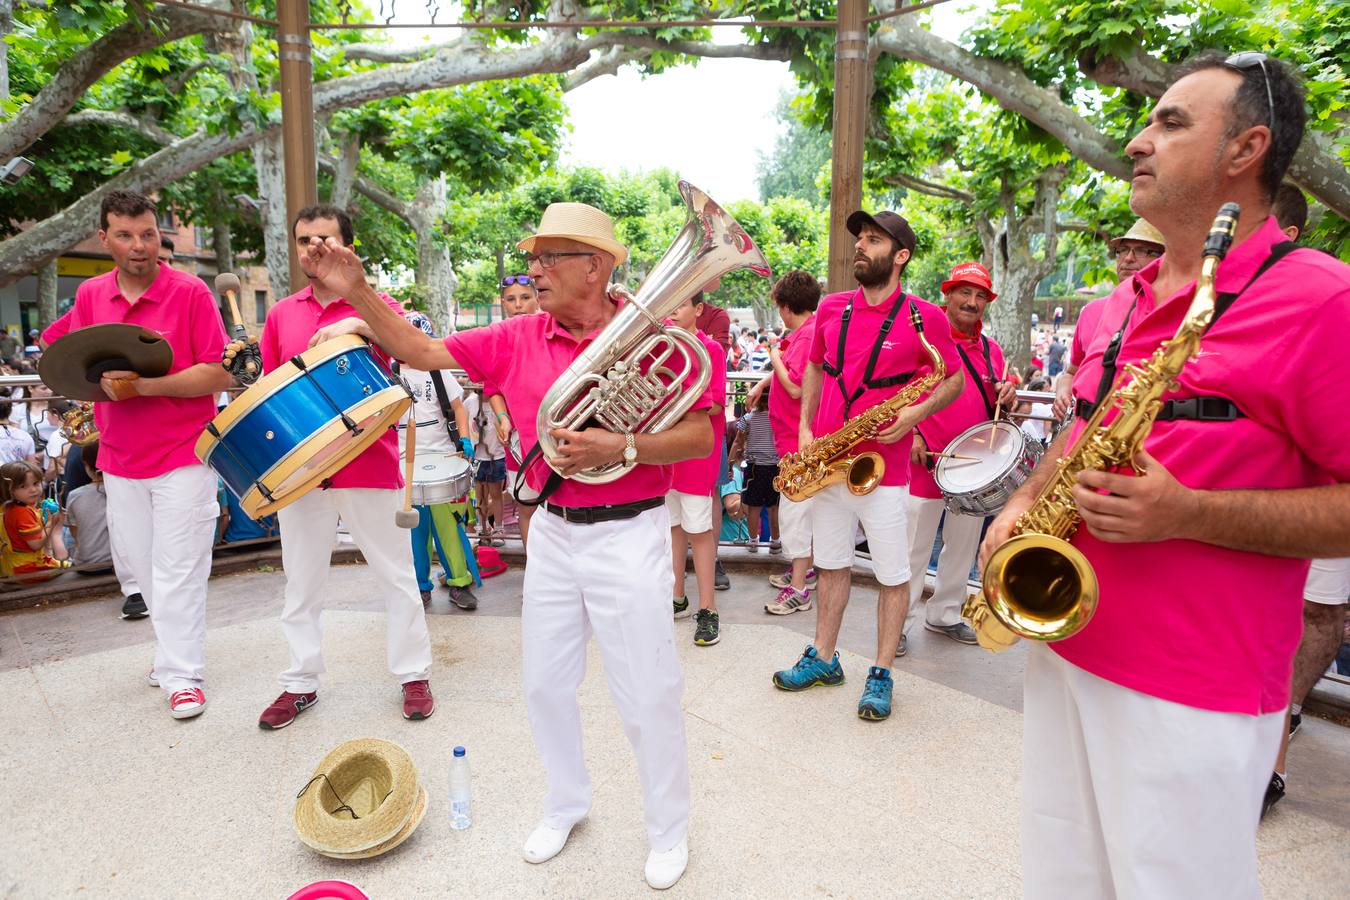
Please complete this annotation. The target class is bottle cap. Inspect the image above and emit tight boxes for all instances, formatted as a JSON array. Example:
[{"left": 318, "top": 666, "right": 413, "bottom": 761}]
[{"left": 453, "top": 746, "right": 466, "bottom": 757}]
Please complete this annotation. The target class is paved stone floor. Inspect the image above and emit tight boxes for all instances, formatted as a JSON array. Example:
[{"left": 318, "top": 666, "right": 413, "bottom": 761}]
[{"left": 1, "top": 553, "right": 1347, "bottom": 899}]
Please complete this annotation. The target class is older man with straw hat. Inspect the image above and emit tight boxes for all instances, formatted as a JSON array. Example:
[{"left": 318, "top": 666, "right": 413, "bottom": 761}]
[{"left": 299, "top": 200, "right": 713, "bottom": 890}]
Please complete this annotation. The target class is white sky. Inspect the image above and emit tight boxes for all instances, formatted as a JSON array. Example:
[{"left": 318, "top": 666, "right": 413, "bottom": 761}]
[{"left": 386, "top": 4, "right": 987, "bottom": 201}]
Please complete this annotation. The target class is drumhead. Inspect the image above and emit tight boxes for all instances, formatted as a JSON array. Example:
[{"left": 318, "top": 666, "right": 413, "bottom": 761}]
[
  {"left": 406, "top": 451, "right": 471, "bottom": 485},
  {"left": 934, "top": 420, "right": 1025, "bottom": 494}
]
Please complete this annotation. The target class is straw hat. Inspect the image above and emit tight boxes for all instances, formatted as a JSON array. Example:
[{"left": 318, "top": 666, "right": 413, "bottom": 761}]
[
  {"left": 517, "top": 202, "right": 629, "bottom": 265},
  {"left": 1108, "top": 218, "right": 1166, "bottom": 253},
  {"left": 293, "top": 738, "right": 425, "bottom": 860}
]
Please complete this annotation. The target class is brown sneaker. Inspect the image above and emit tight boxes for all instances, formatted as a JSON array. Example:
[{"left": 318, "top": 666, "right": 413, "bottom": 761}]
[
  {"left": 402, "top": 680, "right": 435, "bottom": 720},
  {"left": 258, "top": 691, "right": 318, "bottom": 730}
]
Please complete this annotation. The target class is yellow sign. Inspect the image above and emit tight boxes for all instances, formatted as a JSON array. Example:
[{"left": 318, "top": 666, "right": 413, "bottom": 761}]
[{"left": 56, "top": 256, "right": 116, "bottom": 278}]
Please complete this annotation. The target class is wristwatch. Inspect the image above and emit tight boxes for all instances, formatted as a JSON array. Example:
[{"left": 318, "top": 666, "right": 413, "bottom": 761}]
[{"left": 622, "top": 433, "right": 638, "bottom": 467}]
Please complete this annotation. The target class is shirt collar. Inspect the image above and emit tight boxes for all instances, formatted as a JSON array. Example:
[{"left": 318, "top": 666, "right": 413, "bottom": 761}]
[
  {"left": 1132, "top": 214, "right": 1285, "bottom": 303},
  {"left": 949, "top": 317, "right": 984, "bottom": 344},
  {"left": 853, "top": 283, "right": 906, "bottom": 310},
  {"left": 541, "top": 295, "right": 622, "bottom": 345},
  {"left": 781, "top": 312, "right": 814, "bottom": 348},
  {"left": 111, "top": 262, "right": 170, "bottom": 305}
]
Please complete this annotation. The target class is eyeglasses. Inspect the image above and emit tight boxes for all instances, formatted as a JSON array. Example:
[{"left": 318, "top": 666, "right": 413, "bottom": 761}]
[
  {"left": 1113, "top": 243, "right": 1164, "bottom": 260},
  {"left": 500, "top": 275, "right": 532, "bottom": 287},
  {"left": 524, "top": 251, "right": 594, "bottom": 270},
  {"left": 1224, "top": 51, "right": 1275, "bottom": 132}
]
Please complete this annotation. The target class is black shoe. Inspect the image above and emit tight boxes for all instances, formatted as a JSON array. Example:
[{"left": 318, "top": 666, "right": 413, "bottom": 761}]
[
  {"left": 855, "top": 539, "right": 870, "bottom": 555},
  {"left": 714, "top": 560, "right": 730, "bottom": 591},
  {"left": 1289, "top": 712, "right": 1302, "bottom": 738},
  {"left": 448, "top": 586, "right": 478, "bottom": 610},
  {"left": 420, "top": 590, "right": 432, "bottom": 606},
  {"left": 693, "top": 609, "right": 720, "bottom": 646},
  {"left": 1261, "top": 772, "right": 1285, "bottom": 820},
  {"left": 120, "top": 593, "right": 148, "bottom": 620}
]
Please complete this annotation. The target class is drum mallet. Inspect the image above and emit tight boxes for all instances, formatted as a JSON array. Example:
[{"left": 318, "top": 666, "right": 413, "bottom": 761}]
[
  {"left": 214, "top": 273, "right": 262, "bottom": 385},
  {"left": 395, "top": 416, "right": 420, "bottom": 529}
]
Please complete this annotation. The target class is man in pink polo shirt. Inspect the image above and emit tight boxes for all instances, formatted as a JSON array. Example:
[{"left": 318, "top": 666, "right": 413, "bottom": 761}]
[
  {"left": 904, "top": 262, "right": 1015, "bottom": 653},
  {"left": 772, "top": 210, "right": 964, "bottom": 721},
  {"left": 296, "top": 201, "right": 714, "bottom": 890},
  {"left": 979, "top": 52, "right": 1350, "bottom": 899},
  {"left": 41, "top": 190, "right": 230, "bottom": 720},
  {"left": 760, "top": 270, "right": 821, "bottom": 615},
  {"left": 253, "top": 205, "right": 435, "bottom": 730}
]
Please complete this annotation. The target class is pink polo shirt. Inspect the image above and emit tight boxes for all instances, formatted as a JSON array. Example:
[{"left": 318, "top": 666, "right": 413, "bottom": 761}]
[
  {"left": 910, "top": 324, "right": 1005, "bottom": 500},
  {"left": 444, "top": 300, "right": 714, "bottom": 508},
  {"left": 768, "top": 314, "right": 816, "bottom": 457},
  {"left": 1056, "top": 217, "right": 1350, "bottom": 715},
  {"left": 670, "top": 330, "right": 726, "bottom": 495},
  {"left": 42, "top": 263, "right": 226, "bottom": 480},
  {"left": 808, "top": 287, "right": 960, "bottom": 488},
  {"left": 261, "top": 285, "right": 406, "bottom": 490},
  {"left": 1069, "top": 296, "right": 1108, "bottom": 368}
]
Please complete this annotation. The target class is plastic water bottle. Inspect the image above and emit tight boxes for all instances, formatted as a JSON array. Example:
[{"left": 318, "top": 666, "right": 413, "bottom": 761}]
[{"left": 449, "top": 746, "right": 472, "bottom": 829}]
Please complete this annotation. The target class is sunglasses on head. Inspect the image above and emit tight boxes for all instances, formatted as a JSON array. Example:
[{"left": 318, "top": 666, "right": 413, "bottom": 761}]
[
  {"left": 500, "top": 275, "right": 532, "bottom": 287},
  {"left": 1224, "top": 51, "right": 1275, "bottom": 132}
]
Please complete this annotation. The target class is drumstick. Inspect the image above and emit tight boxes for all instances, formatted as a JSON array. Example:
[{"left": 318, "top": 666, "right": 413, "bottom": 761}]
[
  {"left": 988, "top": 360, "right": 1010, "bottom": 443},
  {"left": 925, "top": 451, "right": 981, "bottom": 461},
  {"left": 395, "top": 416, "right": 420, "bottom": 529}
]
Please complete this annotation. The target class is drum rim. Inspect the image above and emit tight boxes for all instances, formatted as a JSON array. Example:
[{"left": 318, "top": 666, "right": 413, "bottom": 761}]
[
  {"left": 239, "top": 390, "right": 411, "bottom": 519},
  {"left": 934, "top": 419, "right": 1026, "bottom": 490},
  {"left": 194, "top": 334, "right": 374, "bottom": 462}
]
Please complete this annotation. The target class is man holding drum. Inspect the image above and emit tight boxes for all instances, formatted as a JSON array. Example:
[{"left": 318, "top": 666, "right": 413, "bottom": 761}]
[
  {"left": 299, "top": 202, "right": 713, "bottom": 890},
  {"left": 254, "top": 205, "right": 436, "bottom": 730},
  {"left": 903, "top": 263, "right": 1016, "bottom": 654},
  {"left": 42, "top": 190, "right": 231, "bottom": 720}
]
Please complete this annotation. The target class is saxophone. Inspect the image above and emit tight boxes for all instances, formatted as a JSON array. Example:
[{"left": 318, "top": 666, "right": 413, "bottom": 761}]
[
  {"left": 774, "top": 302, "right": 946, "bottom": 501},
  {"left": 963, "top": 203, "right": 1240, "bottom": 652}
]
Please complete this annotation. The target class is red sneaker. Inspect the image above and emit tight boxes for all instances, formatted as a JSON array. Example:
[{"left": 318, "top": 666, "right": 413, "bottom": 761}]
[
  {"left": 402, "top": 680, "right": 435, "bottom": 720},
  {"left": 258, "top": 691, "right": 318, "bottom": 730},
  {"left": 169, "top": 687, "right": 207, "bottom": 719}
]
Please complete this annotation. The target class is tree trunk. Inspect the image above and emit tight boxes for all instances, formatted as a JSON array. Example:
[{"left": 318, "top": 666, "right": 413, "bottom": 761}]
[
  {"left": 411, "top": 177, "right": 457, "bottom": 335},
  {"left": 212, "top": 222, "right": 234, "bottom": 275},
  {"left": 0, "top": 0, "right": 12, "bottom": 102},
  {"left": 329, "top": 132, "right": 361, "bottom": 210},
  {"left": 252, "top": 132, "right": 291, "bottom": 300},
  {"left": 36, "top": 260, "right": 57, "bottom": 330}
]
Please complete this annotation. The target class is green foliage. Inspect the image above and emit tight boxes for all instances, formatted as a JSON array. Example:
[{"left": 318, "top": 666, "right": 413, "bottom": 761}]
[{"left": 756, "top": 91, "right": 831, "bottom": 204}]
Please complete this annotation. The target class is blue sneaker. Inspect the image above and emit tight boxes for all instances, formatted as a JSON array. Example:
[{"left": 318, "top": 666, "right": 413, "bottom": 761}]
[
  {"left": 773, "top": 645, "right": 845, "bottom": 692},
  {"left": 858, "top": 666, "right": 893, "bottom": 720}
]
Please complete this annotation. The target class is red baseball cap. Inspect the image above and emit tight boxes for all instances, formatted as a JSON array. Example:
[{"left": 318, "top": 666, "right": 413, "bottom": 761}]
[{"left": 941, "top": 262, "right": 997, "bottom": 300}]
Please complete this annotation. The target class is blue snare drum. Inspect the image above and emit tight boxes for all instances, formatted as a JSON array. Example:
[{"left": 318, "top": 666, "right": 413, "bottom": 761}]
[{"left": 196, "top": 335, "right": 411, "bottom": 519}]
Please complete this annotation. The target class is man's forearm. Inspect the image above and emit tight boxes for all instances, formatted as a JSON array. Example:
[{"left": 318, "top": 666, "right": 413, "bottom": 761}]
[
  {"left": 344, "top": 282, "right": 456, "bottom": 370},
  {"left": 634, "top": 413, "right": 713, "bottom": 464},
  {"left": 914, "top": 371, "right": 964, "bottom": 421},
  {"left": 799, "top": 363, "right": 822, "bottom": 432},
  {"left": 1187, "top": 483, "right": 1350, "bottom": 558},
  {"left": 771, "top": 358, "right": 801, "bottom": 398},
  {"left": 139, "top": 361, "right": 231, "bottom": 399}
]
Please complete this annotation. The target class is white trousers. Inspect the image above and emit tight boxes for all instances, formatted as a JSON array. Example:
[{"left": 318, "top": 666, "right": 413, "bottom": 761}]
[
  {"left": 104, "top": 466, "right": 218, "bottom": 693},
  {"left": 276, "top": 488, "right": 432, "bottom": 692},
  {"left": 811, "top": 483, "right": 910, "bottom": 585},
  {"left": 904, "top": 496, "right": 983, "bottom": 631},
  {"left": 522, "top": 505, "right": 690, "bottom": 852},
  {"left": 777, "top": 494, "right": 813, "bottom": 560},
  {"left": 1022, "top": 645, "right": 1282, "bottom": 900}
]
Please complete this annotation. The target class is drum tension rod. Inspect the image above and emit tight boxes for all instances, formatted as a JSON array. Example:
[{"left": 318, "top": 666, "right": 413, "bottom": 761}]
[
  {"left": 205, "top": 422, "right": 277, "bottom": 503},
  {"left": 290, "top": 354, "right": 364, "bottom": 435}
]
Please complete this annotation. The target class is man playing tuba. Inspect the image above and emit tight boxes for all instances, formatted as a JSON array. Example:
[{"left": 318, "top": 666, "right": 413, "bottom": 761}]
[{"left": 302, "top": 201, "right": 713, "bottom": 891}]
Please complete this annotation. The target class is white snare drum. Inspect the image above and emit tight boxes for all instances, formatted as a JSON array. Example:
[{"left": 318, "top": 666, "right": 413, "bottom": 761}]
[
  {"left": 934, "top": 420, "right": 1044, "bottom": 517},
  {"left": 404, "top": 452, "right": 472, "bottom": 506}
]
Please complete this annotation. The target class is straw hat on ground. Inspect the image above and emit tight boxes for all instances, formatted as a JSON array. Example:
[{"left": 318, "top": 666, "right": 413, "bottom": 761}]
[
  {"left": 293, "top": 738, "right": 426, "bottom": 860},
  {"left": 517, "top": 202, "right": 629, "bottom": 265}
]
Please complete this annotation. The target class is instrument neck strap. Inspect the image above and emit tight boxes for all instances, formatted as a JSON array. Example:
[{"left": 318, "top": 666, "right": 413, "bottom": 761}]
[
  {"left": 955, "top": 335, "right": 997, "bottom": 421},
  {"left": 1085, "top": 240, "right": 1300, "bottom": 418},
  {"left": 823, "top": 288, "right": 916, "bottom": 418},
  {"left": 512, "top": 441, "right": 562, "bottom": 507},
  {"left": 428, "top": 370, "right": 462, "bottom": 444}
]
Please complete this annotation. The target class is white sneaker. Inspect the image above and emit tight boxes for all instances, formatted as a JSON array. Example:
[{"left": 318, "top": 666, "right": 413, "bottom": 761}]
[
  {"left": 168, "top": 687, "right": 207, "bottom": 719},
  {"left": 147, "top": 667, "right": 159, "bottom": 688},
  {"left": 645, "top": 836, "right": 689, "bottom": 890},
  {"left": 522, "top": 821, "right": 574, "bottom": 864}
]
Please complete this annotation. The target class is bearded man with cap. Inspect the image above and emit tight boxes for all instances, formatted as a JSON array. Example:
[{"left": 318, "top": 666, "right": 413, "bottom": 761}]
[
  {"left": 1053, "top": 219, "right": 1165, "bottom": 419},
  {"left": 902, "top": 262, "right": 1016, "bottom": 653},
  {"left": 772, "top": 209, "right": 963, "bottom": 721},
  {"left": 297, "top": 200, "right": 713, "bottom": 890}
]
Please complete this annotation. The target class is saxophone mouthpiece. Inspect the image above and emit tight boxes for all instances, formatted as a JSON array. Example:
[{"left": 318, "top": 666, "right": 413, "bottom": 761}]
[{"left": 1203, "top": 202, "right": 1240, "bottom": 260}]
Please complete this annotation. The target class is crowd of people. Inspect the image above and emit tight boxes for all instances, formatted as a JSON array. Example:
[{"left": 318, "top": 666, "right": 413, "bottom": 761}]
[{"left": 14, "top": 48, "right": 1350, "bottom": 898}]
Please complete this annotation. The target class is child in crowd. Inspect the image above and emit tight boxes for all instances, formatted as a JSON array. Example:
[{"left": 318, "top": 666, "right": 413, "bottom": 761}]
[
  {"left": 731, "top": 389, "right": 780, "bottom": 554},
  {"left": 464, "top": 389, "right": 506, "bottom": 546},
  {"left": 718, "top": 459, "right": 750, "bottom": 544},
  {"left": 65, "top": 440, "right": 113, "bottom": 571},
  {"left": 0, "top": 459, "right": 69, "bottom": 578},
  {"left": 665, "top": 293, "right": 727, "bottom": 646}
]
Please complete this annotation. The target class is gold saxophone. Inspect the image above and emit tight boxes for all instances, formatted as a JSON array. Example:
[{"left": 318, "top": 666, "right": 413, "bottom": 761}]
[
  {"left": 775, "top": 302, "right": 946, "bottom": 501},
  {"left": 963, "top": 203, "right": 1241, "bottom": 652}
]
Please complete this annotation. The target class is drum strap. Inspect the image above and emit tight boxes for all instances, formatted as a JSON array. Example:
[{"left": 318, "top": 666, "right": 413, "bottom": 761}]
[
  {"left": 822, "top": 290, "right": 917, "bottom": 418},
  {"left": 289, "top": 354, "right": 361, "bottom": 433},
  {"left": 428, "top": 371, "right": 462, "bottom": 444},
  {"left": 955, "top": 336, "right": 997, "bottom": 421},
  {"left": 512, "top": 442, "right": 562, "bottom": 507}
]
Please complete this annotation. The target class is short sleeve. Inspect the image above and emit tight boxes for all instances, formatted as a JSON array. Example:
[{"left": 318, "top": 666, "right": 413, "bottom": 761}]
[
  {"left": 260, "top": 313, "right": 282, "bottom": 374},
  {"left": 42, "top": 310, "right": 74, "bottom": 347},
  {"left": 808, "top": 307, "right": 829, "bottom": 366},
  {"left": 444, "top": 319, "right": 519, "bottom": 388}
]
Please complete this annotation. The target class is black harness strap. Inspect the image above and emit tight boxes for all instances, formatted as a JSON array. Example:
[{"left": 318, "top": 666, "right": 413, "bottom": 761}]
[
  {"left": 955, "top": 335, "right": 997, "bottom": 420},
  {"left": 428, "top": 370, "right": 462, "bottom": 444},
  {"left": 822, "top": 290, "right": 916, "bottom": 418},
  {"left": 512, "top": 442, "right": 563, "bottom": 507}
]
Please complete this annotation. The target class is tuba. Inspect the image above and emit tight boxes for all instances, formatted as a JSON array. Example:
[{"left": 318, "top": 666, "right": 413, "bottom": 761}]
[
  {"left": 963, "top": 203, "right": 1240, "bottom": 652},
  {"left": 536, "top": 181, "right": 771, "bottom": 484}
]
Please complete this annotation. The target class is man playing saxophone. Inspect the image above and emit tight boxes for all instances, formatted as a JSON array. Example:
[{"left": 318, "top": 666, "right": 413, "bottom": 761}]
[
  {"left": 772, "top": 210, "right": 963, "bottom": 721},
  {"left": 298, "top": 202, "right": 713, "bottom": 890},
  {"left": 978, "top": 53, "right": 1350, "bottom": 900}
]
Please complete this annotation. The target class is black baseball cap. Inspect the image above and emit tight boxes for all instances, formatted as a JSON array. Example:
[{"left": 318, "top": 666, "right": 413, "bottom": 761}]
[{"left": 846, "top": 210, "right": 917, "bottom": 256}]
